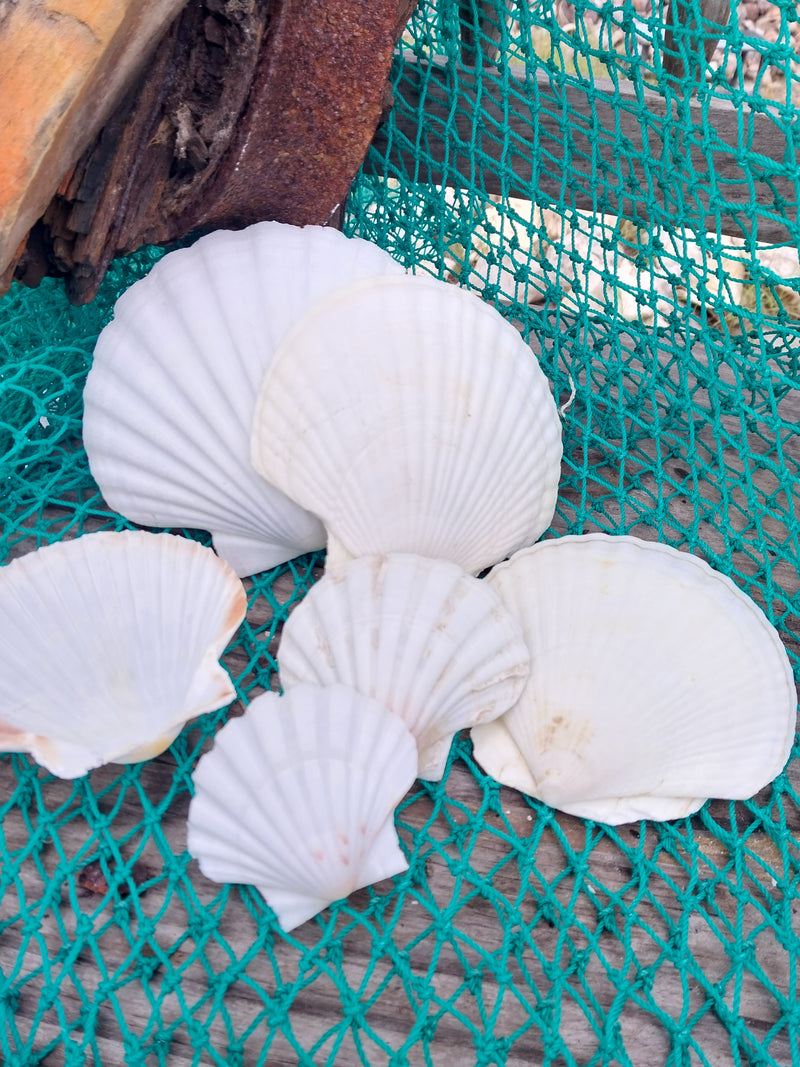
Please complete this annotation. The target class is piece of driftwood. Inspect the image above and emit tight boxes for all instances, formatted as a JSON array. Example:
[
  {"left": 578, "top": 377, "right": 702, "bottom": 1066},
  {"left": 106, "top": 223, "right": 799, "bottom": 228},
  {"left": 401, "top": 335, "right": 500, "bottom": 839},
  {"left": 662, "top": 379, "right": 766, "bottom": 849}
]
[
  {"left": 369, "top": 53, "right": 799, "bottom": 243},
  {"left": 0, "top": 0, "right": 187, "bottom": 280},
  {"left": 1, "top": 0, "right": 418, "bottom": 304}
]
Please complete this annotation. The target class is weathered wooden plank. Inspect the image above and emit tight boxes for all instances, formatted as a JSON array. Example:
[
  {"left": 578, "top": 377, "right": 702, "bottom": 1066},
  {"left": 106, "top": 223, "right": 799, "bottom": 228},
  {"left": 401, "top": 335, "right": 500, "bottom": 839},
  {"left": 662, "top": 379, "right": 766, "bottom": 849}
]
[
  {"left": 458, "top": 0, "right": 514, "bottom": 67},
  {"left": 368, "top": 54, "right": 798, "bottom": 243},
  {"left": 1, "top": 742, "right": 796, "bottom": 1064}
]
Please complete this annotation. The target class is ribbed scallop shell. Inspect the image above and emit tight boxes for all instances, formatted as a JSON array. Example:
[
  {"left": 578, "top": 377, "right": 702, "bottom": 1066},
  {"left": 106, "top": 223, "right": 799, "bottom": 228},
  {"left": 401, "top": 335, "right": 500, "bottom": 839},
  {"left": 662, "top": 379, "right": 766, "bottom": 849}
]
[
  {"left": 471, "top": 534, "right": 797, "bottom": 823},
  {"left": 187, "top": 683, "right": 417, "bottom": 931},
  {"left": 83, "top": 222, "right": 405, "bottom": 577},
  {"left": 278, "top": 554, "right": 531, "bottom": 780},
  {"left": 0, "top": 531, "right": 246, "bottom": 778},
  {"left": 251, "top": 274, "right": 563, "bottom": 575}
]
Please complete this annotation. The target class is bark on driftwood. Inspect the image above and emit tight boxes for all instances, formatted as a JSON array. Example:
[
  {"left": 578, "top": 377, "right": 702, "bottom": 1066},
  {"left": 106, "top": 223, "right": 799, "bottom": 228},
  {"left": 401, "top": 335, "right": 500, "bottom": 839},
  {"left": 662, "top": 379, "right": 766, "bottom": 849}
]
[{"left": 0, "top": 0, "right": 417, "bottom": 304}]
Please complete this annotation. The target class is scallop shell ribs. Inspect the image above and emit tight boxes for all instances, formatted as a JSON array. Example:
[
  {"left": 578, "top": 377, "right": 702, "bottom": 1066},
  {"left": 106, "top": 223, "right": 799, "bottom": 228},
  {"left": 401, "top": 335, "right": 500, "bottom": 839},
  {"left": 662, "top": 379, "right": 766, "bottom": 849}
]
[
  {"left": 472, "top": 534, "right": 798, "bottom": 824},
  {"left": 251, "top": 274, "right": 563, "bottom": 575},
  {"left": 187, "top": 683, "right": 418, "bottom": 931},
  {"left": 83, "top": 222, "right": 404, "bottom": 576},
  {"left": 278, "top": 554, "right": 531, "bottom": 779},
  {"left": 0, "top": 531, "right": 246, "bottom": 778}
]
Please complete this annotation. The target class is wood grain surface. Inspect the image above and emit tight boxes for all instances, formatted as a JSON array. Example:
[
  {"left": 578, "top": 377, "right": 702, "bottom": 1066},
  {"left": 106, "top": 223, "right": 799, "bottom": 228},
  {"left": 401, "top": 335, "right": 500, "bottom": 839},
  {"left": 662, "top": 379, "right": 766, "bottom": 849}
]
[{"left": 1, "top": 707, "right": 797, "bottom": 1064}]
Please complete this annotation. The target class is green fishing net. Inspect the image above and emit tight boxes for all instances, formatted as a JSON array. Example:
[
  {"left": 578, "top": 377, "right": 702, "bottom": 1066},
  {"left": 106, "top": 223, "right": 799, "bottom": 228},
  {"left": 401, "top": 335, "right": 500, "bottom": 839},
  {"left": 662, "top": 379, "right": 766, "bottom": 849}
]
[{"left": 2, "top": 0, "right": 800, "bottom": 1062}]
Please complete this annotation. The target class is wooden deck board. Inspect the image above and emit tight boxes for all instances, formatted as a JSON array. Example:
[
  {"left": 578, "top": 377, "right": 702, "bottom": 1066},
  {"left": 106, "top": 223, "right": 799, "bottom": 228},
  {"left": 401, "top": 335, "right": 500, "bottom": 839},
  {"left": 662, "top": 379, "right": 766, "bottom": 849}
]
[
  {"left": 368, "top": 53, "right": 800, "bottom": 243},
  {"left": 2, "top": 746, "right": 798, "bottom": 1064}
]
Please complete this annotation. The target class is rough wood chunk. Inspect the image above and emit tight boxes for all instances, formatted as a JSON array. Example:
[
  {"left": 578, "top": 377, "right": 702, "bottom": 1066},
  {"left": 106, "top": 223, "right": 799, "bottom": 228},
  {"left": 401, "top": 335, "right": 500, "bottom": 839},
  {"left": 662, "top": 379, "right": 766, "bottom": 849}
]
[
  {"left": 0, "top": 0, "right": 187, "bottom": 275},
  {"left": 1, "top": 0, "right": 418, "bottom": 304}
]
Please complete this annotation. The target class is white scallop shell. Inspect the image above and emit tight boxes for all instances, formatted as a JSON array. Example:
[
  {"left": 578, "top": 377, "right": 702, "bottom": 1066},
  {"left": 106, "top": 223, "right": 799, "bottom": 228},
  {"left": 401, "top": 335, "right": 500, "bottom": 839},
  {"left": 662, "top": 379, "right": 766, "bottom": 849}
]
[
  {"left": 187, "top": 683, "right": 417, "bottom": 931},
  {"left": 278, "top": 554, "right": 531, "bottom": 780},
  {"left": 251, "top": 274, "right": 563, "bottom": 575},
  {"left": 471, "top": 534, "right": 797, "bottom": 824},
  {"left": 82, "top": 222, "right": 405, "bottom": 577},
  {"left": 0, "top": 531, "right": 246, "bottom": 778}
]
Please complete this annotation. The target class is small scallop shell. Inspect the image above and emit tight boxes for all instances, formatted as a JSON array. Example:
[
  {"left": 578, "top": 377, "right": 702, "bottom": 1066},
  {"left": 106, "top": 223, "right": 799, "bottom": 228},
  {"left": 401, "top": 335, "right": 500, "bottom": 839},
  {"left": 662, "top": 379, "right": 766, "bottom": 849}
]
[
  {"left": 278, "top": 554, "right": 531, "bottom": 780},
  {"left": 187, "top": 683, "right": 417, "bottom": 931},
  {"left": 251, "top": 274, "right": 563, "bottom": 575},
  {"left": 472, "top": 534, "right": 797, "bottom": 824},
  {"left": 0, "top": 531, "right": 246, "bottom": 778},
  {"left": 83, "top": 222, "right": 405, "bottom": 577}
]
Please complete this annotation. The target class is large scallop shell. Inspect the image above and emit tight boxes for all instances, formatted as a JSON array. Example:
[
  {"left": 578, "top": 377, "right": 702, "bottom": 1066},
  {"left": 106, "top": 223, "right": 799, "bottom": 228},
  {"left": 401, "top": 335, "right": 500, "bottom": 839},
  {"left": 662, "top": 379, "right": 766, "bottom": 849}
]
[
  {"left": 0, "top": 531, "right": 246, "bottom": 778},
  {"left": 471, "top": 534, "right": 797, "bottom": 824},
  {"left": 82, "top": 222, "right": 405, "bottom": 577},
  {"left": 278, "top": 554, "right": 531, "bottom": 780},
  {"left": 187, "top": 683, "right": 417, "bottom": 931},
  {"left": 250, "top": 274, "right": 563, "bottom": 575}
]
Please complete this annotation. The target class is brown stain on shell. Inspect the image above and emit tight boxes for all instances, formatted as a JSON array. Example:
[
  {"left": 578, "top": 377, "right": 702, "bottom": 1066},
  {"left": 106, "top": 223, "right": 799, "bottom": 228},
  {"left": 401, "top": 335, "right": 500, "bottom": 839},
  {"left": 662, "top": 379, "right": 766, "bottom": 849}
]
[{"left": 537, "top": 710, "right": 595, "bottom": 769}]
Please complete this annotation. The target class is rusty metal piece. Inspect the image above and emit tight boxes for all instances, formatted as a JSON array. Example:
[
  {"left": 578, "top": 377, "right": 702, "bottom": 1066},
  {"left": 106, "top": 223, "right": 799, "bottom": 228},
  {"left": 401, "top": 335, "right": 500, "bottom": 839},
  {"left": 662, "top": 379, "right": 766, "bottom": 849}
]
[{"left": 177, "top": 0, "right": 404, "bottom": 234}]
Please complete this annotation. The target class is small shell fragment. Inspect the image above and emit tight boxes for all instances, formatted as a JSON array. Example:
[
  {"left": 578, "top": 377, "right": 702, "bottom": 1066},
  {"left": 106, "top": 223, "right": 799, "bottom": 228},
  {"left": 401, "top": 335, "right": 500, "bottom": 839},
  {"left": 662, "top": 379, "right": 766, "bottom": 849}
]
[
  {"left": 187, "top": 684, "right": 418, "bottom": 931},
  {"left": 472, "top": 534, "right": 797, "bottom": 824},
  {"left": 0, "top": 530, "right": 246, "bottom": 778},
  {"left": 278, "top": 554, "right": 531, "bottom": 779},
  {"left": 251, "top": 273, "right": 563, "bottom": 575}
]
